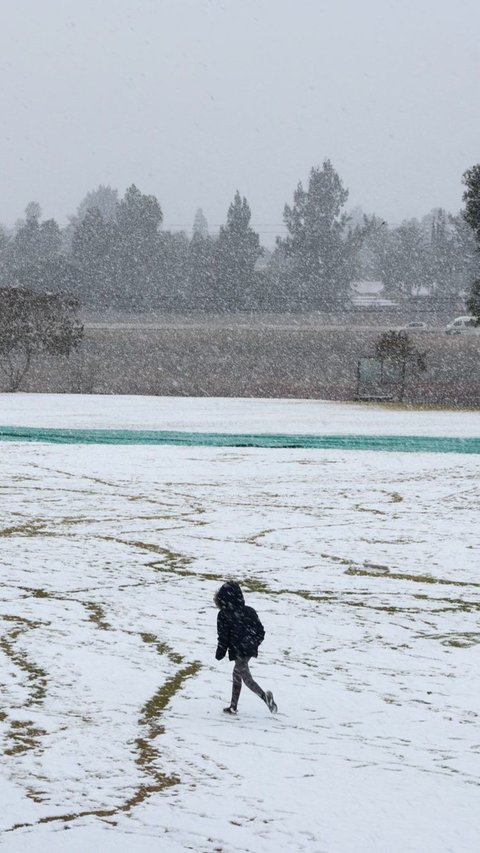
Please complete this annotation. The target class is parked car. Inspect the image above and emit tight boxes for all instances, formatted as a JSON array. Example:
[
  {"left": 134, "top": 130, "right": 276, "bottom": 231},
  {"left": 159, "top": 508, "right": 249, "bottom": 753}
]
[
  {"left": 401, "top": 321, "right": 429, "bottom": 332},
  {"left": 445, "top": 316, "right": 480, "bottom": 335}
]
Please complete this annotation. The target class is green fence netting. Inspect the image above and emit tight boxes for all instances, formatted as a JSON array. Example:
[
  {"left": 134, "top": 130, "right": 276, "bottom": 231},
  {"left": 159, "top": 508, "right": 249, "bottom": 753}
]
[{"left": 0, "top": 426, "right": 479, "bottom": 453}]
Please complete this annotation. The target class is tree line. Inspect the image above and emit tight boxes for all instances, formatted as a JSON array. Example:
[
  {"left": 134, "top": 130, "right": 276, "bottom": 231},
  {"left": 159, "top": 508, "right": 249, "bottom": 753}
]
[{"left": 1, "top": 160, "right": 479, "bottom": 313}]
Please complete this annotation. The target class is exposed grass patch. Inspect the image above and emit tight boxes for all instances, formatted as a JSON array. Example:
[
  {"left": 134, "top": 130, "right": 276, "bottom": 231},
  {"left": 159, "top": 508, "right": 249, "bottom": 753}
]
[
  {"left": 0, "top": 621, "right": 47, "bottom": 706},
  {"left": 147, "top": 559, "right": 222, "bottom": 583},
  {"left": 360, "top": 400, "right": 480, "bottom": 412},
  {"left": 0, "top": 638, "right": 47, "bottom": 705},
  {"left": 345, "top": 566, "right": 480, "bottom": 588},
  {"left": 357, "top": 562, "right": 390, "bottom": 575},
  {"left": 83, "top": 601, "right": 111, "bottom": 631},
  {"left": 8, "top": 807, "right": 122, "bottom": 832},
  {"left": 242, "top": 578, "right": 271, "bottom": 594},
  {"left": 139, "top": 632, "right": 183, "bottom": 665},
  {"left": 17, "top": 587, "right": 114, "bottom": 632},
  {"left": 139, "top": 661, "right": 201, "bottom": 739},
  {"left": 99, "top": 535, "right": 195, "bottom": 573},
  {"left": 6, "top": 659, "right": 202, "bottom": 834},
  {"left": 19, "top": 586, "right": 57, "bottom": 601},
  {"left": 0, "top": 522, "right": 48, "bottom": 537},
  {"left": 1, "top": 614, "right": 45, "bottom": 629},
  {"left": 32, "top": 589, "right": 50, "bottom": 598},
  {"left": 423, "top": 632, "right": 480, "bottom": 648},
  {"left": 246, "top": 527, "right": 279, "bottom": 546},
  {"left": 25, "top": 786, "right": 49, "bottom": 804},
  {"left": 141, "top": 558, "right": 414, "bottom": 615},
  {"left": 320, "top": 553, "right": 355, "bottom": 567},
  {"left": 141, "top": 553, "right": 478, "bottom": 618},
  {"left": 413, "top": 593, "right": 480, "bottom": 613},
  {"left": 1, "top": 618, "right": 49, "bottom": 762},
  {"left": 4, "top": 720, "right": 48, "bottom": 756}
]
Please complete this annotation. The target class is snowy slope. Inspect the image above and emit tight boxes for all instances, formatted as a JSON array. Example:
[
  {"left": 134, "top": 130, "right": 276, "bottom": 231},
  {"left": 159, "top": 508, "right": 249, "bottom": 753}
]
[
  {"left": 1, "top": 392, "right": 479, "bottom": 436},
  {"left": 0, "top": 395, "right": 479, "bottom": 852}
]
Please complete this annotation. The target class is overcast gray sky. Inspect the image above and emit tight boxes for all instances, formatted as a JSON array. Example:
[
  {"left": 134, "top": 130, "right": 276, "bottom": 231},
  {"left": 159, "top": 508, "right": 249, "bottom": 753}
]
[{"left": 1, "top": 0, "right": 479, "bottom": 244}]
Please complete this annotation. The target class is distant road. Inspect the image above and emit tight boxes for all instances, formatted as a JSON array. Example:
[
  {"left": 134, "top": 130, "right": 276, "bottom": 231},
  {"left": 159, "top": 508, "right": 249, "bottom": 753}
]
[{"left": 83, "top": 321, "right": 444, "bottom": 334}]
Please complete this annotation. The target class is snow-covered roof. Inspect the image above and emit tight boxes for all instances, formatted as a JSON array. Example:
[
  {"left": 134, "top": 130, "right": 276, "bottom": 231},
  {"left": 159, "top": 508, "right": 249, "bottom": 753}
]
[{"left": 351, "top": 280, "right": 384, "bottom": 295}]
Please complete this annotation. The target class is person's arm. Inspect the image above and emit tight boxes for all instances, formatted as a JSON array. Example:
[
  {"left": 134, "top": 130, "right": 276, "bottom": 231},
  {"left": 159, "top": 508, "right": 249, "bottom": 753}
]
[
  {"left": 256, "top": 614, "right": 265, "bottom": 646},
  {"left": 215, "top": 610, "right": 229, "bottom": 660}
]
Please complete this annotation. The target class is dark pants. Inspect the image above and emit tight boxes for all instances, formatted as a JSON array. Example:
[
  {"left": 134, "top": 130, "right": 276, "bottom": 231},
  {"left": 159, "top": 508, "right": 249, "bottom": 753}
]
[{"left": 231, "top": 657, "right": 265, "bottom": 709}]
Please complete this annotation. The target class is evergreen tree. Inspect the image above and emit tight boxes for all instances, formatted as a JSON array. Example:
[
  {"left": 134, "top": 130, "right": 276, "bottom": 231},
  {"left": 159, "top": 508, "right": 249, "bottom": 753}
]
[
  {"left": 8, "top": 204, "right": 62, "bottom": 268},
  {"left": 71, "top": 208, "right": 117, "bottom": 306},
  {"left": 428, "top": 209, "right": 477, "bottom": 298},
  {"left": 364, "top": 210, "right": 476, "bottom": 302},
  {"left": 39, "top": 219, "right": 62, "bottom": 259},
  {"left": 466, "top": 279, "right": 480, "bottom": 324},
  {"left": 185, "top": 208, "right": 216, "bottom": 308},
  {"left": 214, "top": 191, "right": 262, "bottom": 310},
  {"left": 63, "top": 186, "right": 119, "bottom": 253},
  {"left": 13, "top": 255, "right": 82, "bottom": 298},
  {"left": 462, "top": 165, "right": 480, "bottom": 242},
  {"left": 114, "top": 184, "right": 163, "bottom": 308},
  {"left": 9, "top": 202, "right": 43, "bottom": 269},
  {"left": 389, "top": 220, "right": 431, "bottom": 298},
  {"left": 0, "top": 226, "right": 8, "bottom": 251},
  {"left": 193, "top": 208, "right": 209, "bottom": 239},
  {"left": 359, "top": 215, "right": 390, "bottom": 284},
  {"left": 75, "top": 185, "right": 119, "bottom": 224},
  {"left": 263, "top": 243, "right": 293, "bottom": 310},
  {"left": 188, "top": 238, "right": 216, "bottom": 310},
  {"left": 156, "top": 231, "right": 190, "bottom": 308},
  {"left": 0, "top": 226, "right": 10, "bottom": 282},
  {"left": 279, "top": 160, "right": 362, "bottom": 310},
  {"left": 462, "top": 165, "right": 480, "bottom": 319},
  {"left": 2, "top": 204, "right": 72, "bottom": 295}
]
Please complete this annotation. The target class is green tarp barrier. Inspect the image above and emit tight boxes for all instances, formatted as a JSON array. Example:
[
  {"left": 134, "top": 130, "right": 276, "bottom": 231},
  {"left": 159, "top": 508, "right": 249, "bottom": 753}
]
[{"left": 0, "top": 426, "right": 479, "bottom": 453}]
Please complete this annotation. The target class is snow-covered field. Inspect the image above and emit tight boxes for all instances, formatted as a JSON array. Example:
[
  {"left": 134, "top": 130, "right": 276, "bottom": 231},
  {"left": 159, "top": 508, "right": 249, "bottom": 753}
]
[{"left": 1, "top": 395, "right": 479, "bottom": 853}]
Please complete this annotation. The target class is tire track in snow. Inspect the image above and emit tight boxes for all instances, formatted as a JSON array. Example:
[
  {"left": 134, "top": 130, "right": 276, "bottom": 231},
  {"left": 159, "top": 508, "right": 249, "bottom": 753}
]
[{"left": 4, "top": 623, "right": 202, "bottom": 834}]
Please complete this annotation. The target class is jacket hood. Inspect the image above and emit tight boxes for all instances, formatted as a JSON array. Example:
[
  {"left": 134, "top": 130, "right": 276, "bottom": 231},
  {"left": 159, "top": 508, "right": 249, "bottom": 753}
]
[{"left": 214, "top": 581, "right": 245, "bottom": 609}]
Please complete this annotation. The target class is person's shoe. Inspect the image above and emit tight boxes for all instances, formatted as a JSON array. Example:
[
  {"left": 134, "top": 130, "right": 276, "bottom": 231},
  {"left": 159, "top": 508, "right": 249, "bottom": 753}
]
[
  {"left": 223, "top": 705, "right": 237, "bottom": 715},
  {"left": 265, "top": 691, "right": 278, "bottom": 714}
]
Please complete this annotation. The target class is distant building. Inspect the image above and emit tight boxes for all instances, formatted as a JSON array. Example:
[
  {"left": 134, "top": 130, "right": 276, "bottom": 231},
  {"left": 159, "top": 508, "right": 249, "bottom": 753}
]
[{"left": 350, "top": 280, "right": 397, "bottom": 308}]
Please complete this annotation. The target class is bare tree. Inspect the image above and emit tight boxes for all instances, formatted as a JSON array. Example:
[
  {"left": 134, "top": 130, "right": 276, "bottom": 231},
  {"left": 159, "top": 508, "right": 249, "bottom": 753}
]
[
  {"left": 0, "top": 287, "right": 83, "bottom": 391},
  {"left": 374, "top": 330, "right": 427, "bottom": 402}
]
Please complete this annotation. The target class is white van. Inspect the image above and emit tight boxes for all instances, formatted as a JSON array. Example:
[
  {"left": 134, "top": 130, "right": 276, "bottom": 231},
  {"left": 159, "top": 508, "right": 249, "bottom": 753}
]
[{"left": 445, "top": 315, "right": 480, "bottom": 335}]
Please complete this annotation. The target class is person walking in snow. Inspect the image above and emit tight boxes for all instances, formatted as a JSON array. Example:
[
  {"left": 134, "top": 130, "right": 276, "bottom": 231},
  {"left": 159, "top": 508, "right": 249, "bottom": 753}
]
[{"left": 214, "top": 580, "right": 277, "bottom": 715}]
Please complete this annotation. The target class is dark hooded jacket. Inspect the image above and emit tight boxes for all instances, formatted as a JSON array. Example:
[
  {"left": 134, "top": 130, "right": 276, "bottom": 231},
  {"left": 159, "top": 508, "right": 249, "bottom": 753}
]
[{"left": 215, "top": 581, "right": 265, "bottom": 661}]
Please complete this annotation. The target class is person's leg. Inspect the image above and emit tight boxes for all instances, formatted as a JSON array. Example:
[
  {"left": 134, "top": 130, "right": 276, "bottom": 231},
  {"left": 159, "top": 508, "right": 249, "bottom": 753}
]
[
  {"left": 229, "top": 659, "right": 243, "bottom": 710},
  {"left": 236, "top": 657, "right": 266, "bottom": 702},
  {"left": 225, "top": 658, "right": 278, "bottom": 714}
]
